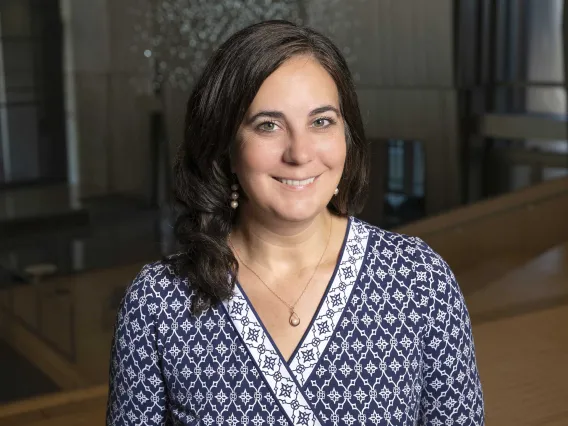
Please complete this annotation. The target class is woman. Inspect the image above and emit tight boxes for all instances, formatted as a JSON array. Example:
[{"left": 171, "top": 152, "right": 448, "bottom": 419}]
[{"left": 107, "top": 20, "right": 484, "bottom": 426}]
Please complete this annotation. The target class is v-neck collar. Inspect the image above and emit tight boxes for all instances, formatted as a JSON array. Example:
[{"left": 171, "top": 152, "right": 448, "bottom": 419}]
[
  {"left": 223, "top": 216, "right": 371, "bottom": 393},
  {"left": 222, "top": 282, "right": 323, "bottom": 426},
  {"left": 285, "top": 216, "right": 353, "bottom": 364},
  {"left": 287, "top": 217, "right": 370, "bottom": 386}
]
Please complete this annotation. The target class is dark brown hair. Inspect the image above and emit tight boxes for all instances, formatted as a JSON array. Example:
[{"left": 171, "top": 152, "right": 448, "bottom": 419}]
[{"left": 169, "top": 20, "right": 369, "bottom": 313}]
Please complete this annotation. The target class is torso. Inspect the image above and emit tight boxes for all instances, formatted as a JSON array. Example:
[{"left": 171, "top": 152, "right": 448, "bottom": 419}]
[
  {"left": 107, "top": 217, "right": 485, "bottom": 426},
  {"left": 237, "top": 216, "right": 349, "bottom": 361}
]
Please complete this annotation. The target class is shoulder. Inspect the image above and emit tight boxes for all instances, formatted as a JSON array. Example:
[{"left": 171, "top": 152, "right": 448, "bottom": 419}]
[
  {"left": 121, "top": 257, "right": 193, "bottom": 316},
  {"left": 351, "top": 216, "right": 432, "bottom": 260},
  {"left": 351, "top": 216, "right": 457, "bottom": 286},
  {"left": 352, "top": 217, "right": 467, "bottom": 322}
]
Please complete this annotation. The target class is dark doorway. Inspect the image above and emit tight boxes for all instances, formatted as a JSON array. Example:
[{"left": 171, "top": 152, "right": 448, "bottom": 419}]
[{"left": 0, "top": 0, "right": 66, "bottom": 186}]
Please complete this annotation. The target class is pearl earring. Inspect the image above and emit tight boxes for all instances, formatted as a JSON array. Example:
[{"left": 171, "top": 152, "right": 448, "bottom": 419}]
[
  {"left": 230, "top": 184, "right": 239, "bottom": 209},
  {"left": 334, "top": 187, "right": 339, "bottom": 196}
]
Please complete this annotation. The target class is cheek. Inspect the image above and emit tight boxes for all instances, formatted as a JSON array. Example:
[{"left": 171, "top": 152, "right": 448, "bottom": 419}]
[
  {"left": 318, "top": 134, "right": 347, "bottom": 168},
  {"left": 235, "top": 139, "right": 281, "bottom": 176}
]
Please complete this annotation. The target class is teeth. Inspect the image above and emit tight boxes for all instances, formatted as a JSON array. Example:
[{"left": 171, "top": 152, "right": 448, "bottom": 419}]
[{"left": 277, "top": 177, "right": 315, "bottom": 186}]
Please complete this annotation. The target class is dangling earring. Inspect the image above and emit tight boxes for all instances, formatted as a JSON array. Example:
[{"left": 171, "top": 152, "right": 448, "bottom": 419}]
[
  {"left": 334, "top": 187, "right": 339, "bottom": 196},
  {"left": 230, "top": 184, "right": 239, "bottom": 209}
]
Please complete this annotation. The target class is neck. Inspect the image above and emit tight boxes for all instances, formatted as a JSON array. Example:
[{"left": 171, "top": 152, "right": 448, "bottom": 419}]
[{"left": 230, "top": 209, "right": 333, "bottom": 276}]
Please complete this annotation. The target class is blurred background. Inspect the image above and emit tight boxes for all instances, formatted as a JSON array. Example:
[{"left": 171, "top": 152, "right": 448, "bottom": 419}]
[{"left": 0, "top": 0, "right": 566, "bottom": 425}]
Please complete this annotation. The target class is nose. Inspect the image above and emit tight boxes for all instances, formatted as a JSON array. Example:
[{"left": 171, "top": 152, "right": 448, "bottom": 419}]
[{"left": 282, "top": 132, "right": 315, "bottom": 165}]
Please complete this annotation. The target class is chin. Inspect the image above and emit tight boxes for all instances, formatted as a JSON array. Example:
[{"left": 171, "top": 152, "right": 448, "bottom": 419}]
[{"left": 271, "top": 202, "right": 327, "bottom": 223}]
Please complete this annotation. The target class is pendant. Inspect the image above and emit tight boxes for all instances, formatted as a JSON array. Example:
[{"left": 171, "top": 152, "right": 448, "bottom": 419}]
[{"left": 289, "top": 311, "right": 300, "bottom": 327}]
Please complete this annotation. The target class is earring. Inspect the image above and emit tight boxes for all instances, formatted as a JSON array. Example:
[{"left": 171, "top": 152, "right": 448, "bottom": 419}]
[
  {"left": 230, "top": 184, "right": 239, "bottom": 209},
  {"left": 334, "top": 187, "right": 339, "bottom": 196}
]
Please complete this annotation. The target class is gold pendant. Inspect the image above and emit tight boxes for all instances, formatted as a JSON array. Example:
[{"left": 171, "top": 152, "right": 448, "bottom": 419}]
[{"left": 289, "top": 311, "right": 300, "bottom": 327}]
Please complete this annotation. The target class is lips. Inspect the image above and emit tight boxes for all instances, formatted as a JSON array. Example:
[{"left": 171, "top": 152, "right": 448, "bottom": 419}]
[{"left": 275, "top": 177, "right": 316, "bottom": 186}]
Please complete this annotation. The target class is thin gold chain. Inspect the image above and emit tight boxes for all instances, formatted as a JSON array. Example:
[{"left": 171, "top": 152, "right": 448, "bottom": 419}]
[{"left": 229, "top": 216, "right": 333, "bottom": 313}]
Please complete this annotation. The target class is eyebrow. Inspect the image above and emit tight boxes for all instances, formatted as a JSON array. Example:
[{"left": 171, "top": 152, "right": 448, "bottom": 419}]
[
  {"left": 309, "top": 105, "right": 340, "bottom": 117},
  {"left": 245, "top": 105, "right": 341, "bottom": 124}
]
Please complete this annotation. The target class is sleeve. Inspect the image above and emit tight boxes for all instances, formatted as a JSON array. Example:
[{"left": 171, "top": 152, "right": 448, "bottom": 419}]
[
  {"left": 415, "top": 240, "right": 485, "bottom": 426},
  {"left": 106, "top": 265, "right": 168, "bottom": 425}
]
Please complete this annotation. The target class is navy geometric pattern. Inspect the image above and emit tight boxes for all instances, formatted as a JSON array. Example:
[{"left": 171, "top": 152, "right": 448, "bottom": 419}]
[
  {"left": 107, "top": 217, "right": 484, "bottom": 425},
  {"left": 301, "top": 226, "right": 484, "bottom": 425}
]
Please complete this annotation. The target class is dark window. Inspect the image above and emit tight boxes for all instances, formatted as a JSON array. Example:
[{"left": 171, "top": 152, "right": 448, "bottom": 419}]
[{"left": 384, "top": 140, "right": 426, "bottom": 228}]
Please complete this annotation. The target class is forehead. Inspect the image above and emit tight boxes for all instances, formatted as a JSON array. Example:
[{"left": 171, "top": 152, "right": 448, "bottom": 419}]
[{"left": 247, "top": 55, "right": 340, "bottom": 112}]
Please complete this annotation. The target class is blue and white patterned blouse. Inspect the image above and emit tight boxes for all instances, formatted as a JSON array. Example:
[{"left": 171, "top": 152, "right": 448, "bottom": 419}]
[{"left": 106, "top": 217, "right": 484, "bottom": 425}]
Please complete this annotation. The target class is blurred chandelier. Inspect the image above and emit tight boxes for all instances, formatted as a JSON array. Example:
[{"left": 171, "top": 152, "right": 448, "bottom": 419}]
[{"left": 129, "top": 0, "right": 365, "bottom": 92}]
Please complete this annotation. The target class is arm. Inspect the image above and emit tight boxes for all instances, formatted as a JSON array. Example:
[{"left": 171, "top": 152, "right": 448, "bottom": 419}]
[
  {"left": 106, "top": 265, "right": 167, "bottom": 425},
  {"left": 416, "top": 241, "right": 485, "bottom": 426}
]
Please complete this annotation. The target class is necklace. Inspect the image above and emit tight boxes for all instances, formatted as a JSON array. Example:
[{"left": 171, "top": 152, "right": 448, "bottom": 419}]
[{"left": 230, "top": 217, "right": 333, "bottom": 327}]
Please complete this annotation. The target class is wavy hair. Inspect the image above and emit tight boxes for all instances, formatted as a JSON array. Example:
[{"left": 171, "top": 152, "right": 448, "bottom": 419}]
[{"left": 169, "top": 20, "right": 369, "bottom": 313}]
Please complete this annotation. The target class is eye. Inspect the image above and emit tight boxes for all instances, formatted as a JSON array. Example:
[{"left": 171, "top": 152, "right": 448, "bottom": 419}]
[
  {"left": 257, "top": 121, "right": 278, "bottom": 132},
  {"left": 312, "top": 117, "right": 336, "bottom": 128}
]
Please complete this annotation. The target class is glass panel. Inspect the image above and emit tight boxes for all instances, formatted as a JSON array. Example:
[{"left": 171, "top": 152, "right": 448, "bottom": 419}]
[
  {"left": 525, "top": 0, "right": 564, "bottom": 83},
  {"left": 490, "top": 0, "right": 566, "bottom": 116},
  {"left": 384, "top": 140, "right": 426, "bottom": 228},
  {"left": 494, "top": 0, "right": 564, "bottom": 84}
]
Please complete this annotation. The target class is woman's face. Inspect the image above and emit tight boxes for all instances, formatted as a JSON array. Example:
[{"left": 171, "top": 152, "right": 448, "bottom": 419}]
[{"left": 233, "top": 55, "right": 346, "bottom": 223}]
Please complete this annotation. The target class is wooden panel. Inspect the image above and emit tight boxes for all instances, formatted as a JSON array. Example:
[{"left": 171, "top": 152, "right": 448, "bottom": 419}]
[
  {"left": 40, "top": 285, "right": 74, "bottom": 359},
  {"left": 1, "top": 316, "right": 87, "bottom": 390},
  {"left": 0, "top": 386, "right": 107, "bottom": 426},
  {"left": 467, "top": 241, "right": 568, "bottom": 323},
  {"left": 456, "top": 254, "right": 528, "bottom": 295},
  {"left": 400, "top": 175, "right": 568, "bottom": 235},
  {"left": 1, "top": 262, "right": 145, "bottom": 388},
  {"left": 397, "top": 176, "right": 568, "bottom": 274},
  {"left": 11, "top": 285, "right": 38, "bottom": 330},
  {"left": 474, "top": 304, "right": 568, "bottom": 426},
  {"left": 71, "top": 263, "right": 141, "bottom": 382}
]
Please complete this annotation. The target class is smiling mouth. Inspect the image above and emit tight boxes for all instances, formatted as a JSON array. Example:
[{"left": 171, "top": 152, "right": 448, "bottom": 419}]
[{"left": 274, "top": 176, "right": 318, "bottom": 187}]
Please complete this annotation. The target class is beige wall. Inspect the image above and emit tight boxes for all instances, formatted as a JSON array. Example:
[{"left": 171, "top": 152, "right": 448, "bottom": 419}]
[{"left": 62, "top": 0, "right": 151, "bottom": 199}]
